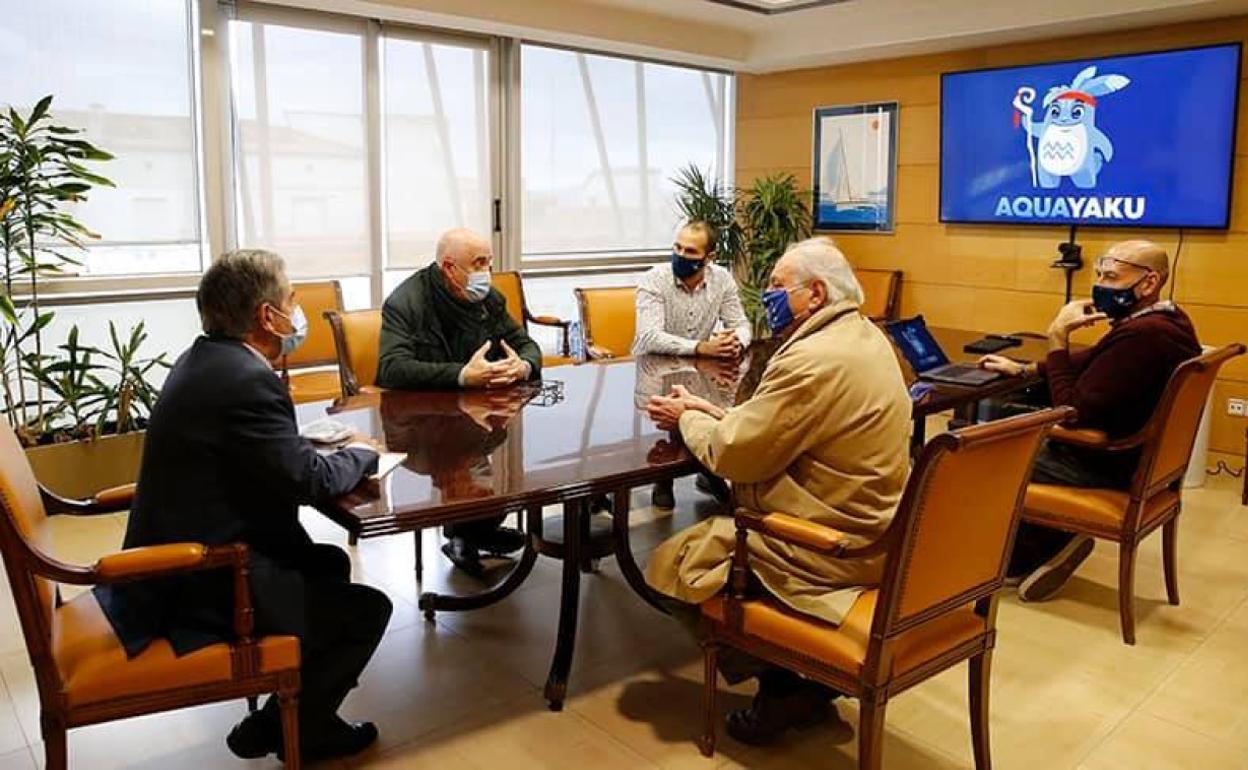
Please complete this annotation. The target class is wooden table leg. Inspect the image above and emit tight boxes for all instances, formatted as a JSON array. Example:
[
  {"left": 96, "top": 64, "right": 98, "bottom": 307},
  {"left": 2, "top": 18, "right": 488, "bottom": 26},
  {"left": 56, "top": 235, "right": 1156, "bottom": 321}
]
[
  {"left": 417, "top": 520, "right": 539, "bottom": 621},
  {"left": 544, "top": 497, "right": 585, "bottom": 711},
  {"left": 610, "top": 487, "right": 669, "bottom": 614},
  {"left": 910, "top": 415, "right": 927, "bottom": 459}
]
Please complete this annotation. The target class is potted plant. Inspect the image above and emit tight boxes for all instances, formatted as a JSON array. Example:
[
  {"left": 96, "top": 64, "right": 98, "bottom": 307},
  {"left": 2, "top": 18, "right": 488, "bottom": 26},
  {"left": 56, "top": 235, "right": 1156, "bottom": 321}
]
[
  {"left": 673, "top": 166, "right": 811, "bottom": 337},
  {"left": 2, "top": 96, "right": 169, "bottom": 498}
]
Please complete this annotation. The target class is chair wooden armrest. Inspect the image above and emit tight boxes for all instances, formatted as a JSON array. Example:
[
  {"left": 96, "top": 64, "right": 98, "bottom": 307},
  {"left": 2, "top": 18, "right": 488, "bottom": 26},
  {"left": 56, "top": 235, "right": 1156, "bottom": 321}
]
[
  {"left": 1049, "top": 425, "right": 1147, "bottom": 452},
  {"left": 94, "top": 543, "right": 210, "bottom": 582},
  {"left": 34, "top": 542, "right": 259, "bottom": 647},
  {"left": 40, "top": 482, "right": 136, "bottom": 516},
  {"left": 735, "top": 510, "right": 888, "bottom": 558},
  {"left": 529, "top": 314, "right": 570, "bottom": 328},
  {"left": 586, "top": 344, "right": 615, "bottom": 360},
  {"left": 759, "top": 513, "right": 848, "bottom": 554}
]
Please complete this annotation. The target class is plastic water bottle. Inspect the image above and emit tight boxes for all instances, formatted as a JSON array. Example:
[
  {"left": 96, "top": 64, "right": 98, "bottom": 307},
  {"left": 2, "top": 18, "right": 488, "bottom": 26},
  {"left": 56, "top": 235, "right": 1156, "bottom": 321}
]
[{"left": 568, "top": 320, "right": 586, "bottom": 361}]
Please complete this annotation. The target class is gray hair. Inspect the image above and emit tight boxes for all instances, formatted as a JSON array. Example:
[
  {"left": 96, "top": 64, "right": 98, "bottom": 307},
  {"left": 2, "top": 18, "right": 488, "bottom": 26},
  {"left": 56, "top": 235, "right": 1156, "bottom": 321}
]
[
  {"left": 783, "top": 237, "right": 864, "bottom": 306},
  {"left": 196, "top": 249, "right": 288, "bottom": 338}
]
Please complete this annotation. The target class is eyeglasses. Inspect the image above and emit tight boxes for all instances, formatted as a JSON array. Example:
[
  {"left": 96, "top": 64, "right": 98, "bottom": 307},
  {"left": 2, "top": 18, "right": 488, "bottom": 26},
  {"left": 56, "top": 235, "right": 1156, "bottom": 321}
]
[
  {"left": 529, "top": 379, "right": 565, "bottom": 407},
  {"left": 1093, "top": 256, "right": 1153, "bottom": 275}
]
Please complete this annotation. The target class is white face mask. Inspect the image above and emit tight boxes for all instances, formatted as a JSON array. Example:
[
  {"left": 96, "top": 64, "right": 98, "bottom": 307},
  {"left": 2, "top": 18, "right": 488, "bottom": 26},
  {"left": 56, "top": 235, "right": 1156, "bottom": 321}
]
[{"left": 464, "top": 269, "right": 491, "bottom": 303}]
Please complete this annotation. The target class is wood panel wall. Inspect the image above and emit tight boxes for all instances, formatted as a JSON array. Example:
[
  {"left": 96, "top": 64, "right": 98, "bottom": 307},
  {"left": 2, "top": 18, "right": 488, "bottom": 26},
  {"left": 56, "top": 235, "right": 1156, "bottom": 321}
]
[{"left": 737, "top": 15, "right": 1248, "bottom": 466}]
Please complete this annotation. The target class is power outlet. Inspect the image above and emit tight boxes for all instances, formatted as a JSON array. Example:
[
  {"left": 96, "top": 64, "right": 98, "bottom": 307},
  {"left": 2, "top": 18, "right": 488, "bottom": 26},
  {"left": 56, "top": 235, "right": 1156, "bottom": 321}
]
[{"left": 1230, "top": 398, "right": 1247, "bottom": 417}]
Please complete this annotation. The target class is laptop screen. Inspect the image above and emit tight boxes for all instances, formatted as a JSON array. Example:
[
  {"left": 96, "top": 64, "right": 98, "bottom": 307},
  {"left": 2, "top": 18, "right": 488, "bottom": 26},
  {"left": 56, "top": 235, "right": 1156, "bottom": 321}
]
[{"left": 886, "top": 316, "right": 950, "bottom": 373}]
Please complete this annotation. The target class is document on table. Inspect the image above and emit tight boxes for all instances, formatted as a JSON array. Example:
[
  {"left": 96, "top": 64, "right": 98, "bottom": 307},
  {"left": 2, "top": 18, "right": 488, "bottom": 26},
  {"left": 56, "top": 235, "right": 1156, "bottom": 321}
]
[{"left": 373, "top": 451, "right": 406, "bottom": 480}]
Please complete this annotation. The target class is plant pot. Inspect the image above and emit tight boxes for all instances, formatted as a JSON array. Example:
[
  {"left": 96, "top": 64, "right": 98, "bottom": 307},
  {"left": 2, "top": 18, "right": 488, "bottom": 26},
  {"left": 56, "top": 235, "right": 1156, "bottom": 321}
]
[{"left": 24, "top": 431, "right": 145, "bottom": 501}]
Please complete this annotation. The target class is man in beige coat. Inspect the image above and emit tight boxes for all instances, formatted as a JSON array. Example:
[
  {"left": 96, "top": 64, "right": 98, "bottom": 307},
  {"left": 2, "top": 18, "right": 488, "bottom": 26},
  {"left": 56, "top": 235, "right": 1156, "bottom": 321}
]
[{"left": 645, "top": 237, "right": 911, "bottom": 746}]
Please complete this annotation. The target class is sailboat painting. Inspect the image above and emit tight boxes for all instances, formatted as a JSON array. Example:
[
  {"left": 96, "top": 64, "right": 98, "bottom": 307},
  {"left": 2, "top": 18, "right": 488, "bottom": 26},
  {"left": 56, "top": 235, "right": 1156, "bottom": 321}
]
[{"left": 812, "top": 102, "right": 898, "bottom": 232}]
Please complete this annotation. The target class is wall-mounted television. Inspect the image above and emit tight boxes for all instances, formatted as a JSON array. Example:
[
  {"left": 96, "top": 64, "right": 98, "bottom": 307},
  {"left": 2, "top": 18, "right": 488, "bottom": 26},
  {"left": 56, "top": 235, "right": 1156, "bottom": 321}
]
[{"left": 940, "top": 43, "right": 1241, "bottom": 229}]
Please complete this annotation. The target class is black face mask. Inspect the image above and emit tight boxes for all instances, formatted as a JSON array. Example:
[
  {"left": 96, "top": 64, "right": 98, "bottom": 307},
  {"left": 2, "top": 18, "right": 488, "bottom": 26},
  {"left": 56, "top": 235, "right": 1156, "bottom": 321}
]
[
  {"left": 1091, "top": 275, "right": 1147, "bottom": 319},
  {"left": 671, "top": 251, "right": 705, "bottom": 280}
]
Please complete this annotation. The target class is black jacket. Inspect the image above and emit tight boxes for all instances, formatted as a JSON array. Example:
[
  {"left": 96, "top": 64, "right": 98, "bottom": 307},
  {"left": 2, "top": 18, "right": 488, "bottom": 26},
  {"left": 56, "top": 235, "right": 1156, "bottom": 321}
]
[
  {"left": 376, "top": 264, "right": 542, "bottom": 390},
  {"left": 95, "top": 336, "right": 377, "bottom": 657}
]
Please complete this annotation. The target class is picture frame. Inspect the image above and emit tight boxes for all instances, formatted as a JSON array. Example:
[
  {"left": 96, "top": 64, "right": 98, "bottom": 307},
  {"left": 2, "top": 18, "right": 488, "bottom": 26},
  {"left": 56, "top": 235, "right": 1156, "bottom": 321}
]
[{"left": 812, "top": 101, "right": 898, "bottom": 233}]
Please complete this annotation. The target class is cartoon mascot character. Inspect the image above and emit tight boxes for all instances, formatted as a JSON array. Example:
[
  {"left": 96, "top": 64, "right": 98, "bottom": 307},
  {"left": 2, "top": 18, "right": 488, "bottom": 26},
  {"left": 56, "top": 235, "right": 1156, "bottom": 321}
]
[{"left": 1013, "top": 66, "right": 1130, "bottom": 189}]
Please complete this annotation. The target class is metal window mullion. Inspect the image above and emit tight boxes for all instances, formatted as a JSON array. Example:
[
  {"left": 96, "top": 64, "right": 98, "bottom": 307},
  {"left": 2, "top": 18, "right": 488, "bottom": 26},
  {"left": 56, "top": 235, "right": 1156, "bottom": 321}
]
[
  {"left": 214, "top": 0, "right": 241, "bottom": 255},
  {"left": 498, "top": 38, "right": 521, "bottom": 272},
  {"left": 366, "top": 20, "right": 385, "bottom": 306}
]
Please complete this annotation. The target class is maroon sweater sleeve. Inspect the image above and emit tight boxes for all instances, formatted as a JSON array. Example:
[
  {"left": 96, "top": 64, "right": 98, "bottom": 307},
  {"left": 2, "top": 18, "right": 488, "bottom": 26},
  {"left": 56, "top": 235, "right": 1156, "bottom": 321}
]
[
  {"left": 1035, "top": 346, "right": 1093, "bottom": 378},
  {"left": 1043, "top": 327, "right": 1155, "bottom": 430}
]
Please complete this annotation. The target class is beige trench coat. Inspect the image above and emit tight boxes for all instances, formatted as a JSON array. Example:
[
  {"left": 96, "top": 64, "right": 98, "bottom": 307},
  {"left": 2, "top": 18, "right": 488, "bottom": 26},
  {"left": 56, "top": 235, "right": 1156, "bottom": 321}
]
[{"left": 644, "top": 300, "right": 911, "bottom": 625}]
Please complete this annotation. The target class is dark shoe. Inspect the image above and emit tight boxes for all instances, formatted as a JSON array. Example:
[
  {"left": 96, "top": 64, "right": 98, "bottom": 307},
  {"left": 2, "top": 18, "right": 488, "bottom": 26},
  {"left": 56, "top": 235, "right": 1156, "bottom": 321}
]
[
  {"left": 695, "top": 472, "right": 731, "bottom": 504},
  {"left": 226, "top": 712, "right": 279, "bottom": 759},
  {"left": 725, "top": 678, "right": 834, "bottom": 746},
  {"left": 591, "top": 494, "right": 613, "bottom": 514},
  {"left": 1018, "top": 535, "right": 1094, "bottom": 602},
  {"left": 442, "top": 538, "right": 486, "bottom": 578},
  {"left": 278, "top": 719, "right": 379, "bottom": 761},
  {"left": 476, "top": 526, "right": 527, "bottom": 557},
  {"left": 651, "top": 480, "right": 675, "bottom": 509}
]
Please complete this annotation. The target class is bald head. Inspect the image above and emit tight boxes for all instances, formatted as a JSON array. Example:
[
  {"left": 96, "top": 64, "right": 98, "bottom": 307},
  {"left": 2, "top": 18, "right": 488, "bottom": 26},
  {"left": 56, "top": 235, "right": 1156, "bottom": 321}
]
[
  {"left": 436, "top": 228, "right": 492, "bottom": 268},
  {"left": 436, "top": 228, "right": 494, "bottom": 302},
  {"left": 1108, "top": 240, "right": 1169, "bottom": 283}
]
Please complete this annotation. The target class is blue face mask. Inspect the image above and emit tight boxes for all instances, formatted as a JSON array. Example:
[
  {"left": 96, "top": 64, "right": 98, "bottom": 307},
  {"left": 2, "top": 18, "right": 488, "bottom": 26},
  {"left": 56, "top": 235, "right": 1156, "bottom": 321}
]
[
  {"left": 464, "top": 269, "right": 492, "bottom": 303},
  {"left": 1091, "top": 276, "right": 1145, "bottom": 320},
  {"left": 671, "top": 251, "right": 705, "bottom": 280},
  {"left": 761, "top": 284, "right": 804, "bottom": 335},
  {"left": 272, "top": 304, "right": 308, "bottom": 357}
]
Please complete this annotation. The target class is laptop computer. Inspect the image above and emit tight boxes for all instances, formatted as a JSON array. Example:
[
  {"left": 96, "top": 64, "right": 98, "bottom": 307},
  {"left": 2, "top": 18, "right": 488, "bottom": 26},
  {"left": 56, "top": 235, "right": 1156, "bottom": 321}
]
[{"left": 885, "top": 315, "right": 1003, "bottom": 387}]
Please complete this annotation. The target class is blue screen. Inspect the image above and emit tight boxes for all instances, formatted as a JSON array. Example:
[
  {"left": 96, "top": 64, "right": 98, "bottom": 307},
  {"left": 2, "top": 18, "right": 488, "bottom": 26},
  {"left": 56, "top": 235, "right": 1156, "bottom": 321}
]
[{"left": 940, "top": 44, "right": 1241, "bottom": 228}]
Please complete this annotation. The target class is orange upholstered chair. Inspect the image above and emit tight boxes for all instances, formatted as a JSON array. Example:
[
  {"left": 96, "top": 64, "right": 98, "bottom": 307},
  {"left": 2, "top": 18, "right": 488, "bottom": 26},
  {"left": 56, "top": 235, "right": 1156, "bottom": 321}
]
[
  {"left": 698, "top": 407, "right": 1071, "bottom": 769},
  {"left": 282, "top": 280, "right": 344, "bottom": 404},
  {"left": 0, "top": 422, "right": 303, "bottom": 769},
  {"left": 324, "top": 309, "right": 383, "bottom": 399},
  {"left": 574, "top": 286, "right": 636, "bottom": 360},
  {"left": 855, "top": 269, "right": 902, "bottom": 322},
  {"left": 492, "top": 271, "right": 575, "bottom": 367},
  {"left": 1022, "top": 343, "right": 1246, "bottom": 644}
]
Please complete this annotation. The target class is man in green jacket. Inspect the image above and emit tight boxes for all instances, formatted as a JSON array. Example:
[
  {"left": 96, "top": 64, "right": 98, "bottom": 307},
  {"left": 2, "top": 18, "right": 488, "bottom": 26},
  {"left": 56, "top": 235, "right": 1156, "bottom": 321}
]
[{"left": 377, "top": 227, "right": 542, "bottom": 575}]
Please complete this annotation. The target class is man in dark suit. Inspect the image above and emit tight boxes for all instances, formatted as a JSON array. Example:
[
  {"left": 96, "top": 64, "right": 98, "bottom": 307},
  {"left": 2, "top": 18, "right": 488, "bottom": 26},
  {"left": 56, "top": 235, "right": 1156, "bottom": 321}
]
[{"left": 94, "top": 249, "right": 392, "bottom": 762}]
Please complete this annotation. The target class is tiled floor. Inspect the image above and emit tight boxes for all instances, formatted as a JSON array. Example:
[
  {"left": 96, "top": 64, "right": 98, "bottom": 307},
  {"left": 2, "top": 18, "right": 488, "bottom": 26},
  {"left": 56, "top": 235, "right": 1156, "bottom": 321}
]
[{"left": 2, "top": 448, "right": 1247, "bottom": 768}]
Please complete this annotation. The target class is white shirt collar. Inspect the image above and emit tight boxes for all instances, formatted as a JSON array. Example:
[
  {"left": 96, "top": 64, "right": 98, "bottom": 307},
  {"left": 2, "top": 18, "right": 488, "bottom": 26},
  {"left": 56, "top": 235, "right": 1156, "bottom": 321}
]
[{"left": 242, "top": 341, "right": 275, "bottom": 370}]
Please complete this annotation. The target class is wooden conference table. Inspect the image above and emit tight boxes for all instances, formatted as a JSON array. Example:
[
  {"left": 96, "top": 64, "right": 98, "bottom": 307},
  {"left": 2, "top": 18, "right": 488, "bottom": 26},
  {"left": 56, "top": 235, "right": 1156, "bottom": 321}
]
[{"left": 305, "top": 327, "right": 1049, "bottom": 710}]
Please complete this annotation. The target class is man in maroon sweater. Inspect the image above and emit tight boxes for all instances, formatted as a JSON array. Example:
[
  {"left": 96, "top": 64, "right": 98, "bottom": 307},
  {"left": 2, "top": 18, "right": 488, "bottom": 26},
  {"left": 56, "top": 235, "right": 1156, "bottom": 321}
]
[{"left": 980, "top": 240, "right": 1201, "bottom": 601}]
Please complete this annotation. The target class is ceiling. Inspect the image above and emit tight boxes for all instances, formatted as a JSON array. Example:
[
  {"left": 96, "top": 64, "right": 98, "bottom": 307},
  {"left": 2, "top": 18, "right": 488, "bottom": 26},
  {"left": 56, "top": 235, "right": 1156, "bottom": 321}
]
[{"left": 290, "top": 0, "right": 1248, "bottom": 72}]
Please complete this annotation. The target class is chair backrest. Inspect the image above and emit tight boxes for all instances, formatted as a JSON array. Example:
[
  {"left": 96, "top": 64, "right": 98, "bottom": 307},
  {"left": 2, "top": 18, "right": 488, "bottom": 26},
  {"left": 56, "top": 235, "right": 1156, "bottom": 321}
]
[
  {"left": 325, "top": 309, "right": 382, "bottom": 397},
  {"left": 0, "top": 421, "right": 61, "bottom": 687},
  {"left": 871, "top": 407, "right": 1072, "bottom": 638},
  {"left": 1132, "top": 343, "right": 1246, "bottom": 499},
  {"left": 492, "top": 271, "right": 527, "bottom": 329},
  {"left": 575, "top": 286, "right": 636, "bottom": 357},
  {"left": 855, "top": 269, "right": 902, "bottom": 322},
  {"left": 284, "top": 280, "right": 343, "bottom": 369}
]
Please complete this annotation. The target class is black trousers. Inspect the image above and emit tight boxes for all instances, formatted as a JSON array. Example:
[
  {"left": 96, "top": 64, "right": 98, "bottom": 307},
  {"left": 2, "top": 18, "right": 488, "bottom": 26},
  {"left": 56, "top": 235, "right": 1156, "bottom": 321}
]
[
  {"left": 259, "top": 544, "right": 392, "bottom": 739},
  {"left": 1008, "top": 440, "right": 1135, "bottom": 576},
  {"left": 445, "top": 516, "right": 506, "bottom": 546}
]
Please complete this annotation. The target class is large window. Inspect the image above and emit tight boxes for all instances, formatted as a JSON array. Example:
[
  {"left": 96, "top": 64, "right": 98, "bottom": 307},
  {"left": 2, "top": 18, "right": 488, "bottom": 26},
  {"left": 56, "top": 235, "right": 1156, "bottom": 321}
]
[
  {"left": 0, "top": 0, "right": 202, "bottom": 276},
  {"left": 228, "top": 12, "right": 370, "bottom": 279},
  {"left": 520, "top": 45, "right": 731, "bottom": 267},
  {"left": 2, "top": 3, "right": 734, "bottom": 302}
]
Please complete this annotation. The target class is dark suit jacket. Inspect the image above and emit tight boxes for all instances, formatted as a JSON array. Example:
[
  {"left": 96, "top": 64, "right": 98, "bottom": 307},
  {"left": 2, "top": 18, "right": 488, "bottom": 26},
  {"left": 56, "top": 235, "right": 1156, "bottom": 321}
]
[{"left": 95, "top": 336, "right": 377, "bottom": 657}]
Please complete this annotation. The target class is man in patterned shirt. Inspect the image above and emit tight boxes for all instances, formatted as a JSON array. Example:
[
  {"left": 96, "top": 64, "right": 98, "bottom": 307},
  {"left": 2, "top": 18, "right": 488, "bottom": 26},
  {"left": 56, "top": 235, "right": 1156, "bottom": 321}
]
[{"left": 633, "top": 220, "right": 751, "bottom": 509}]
